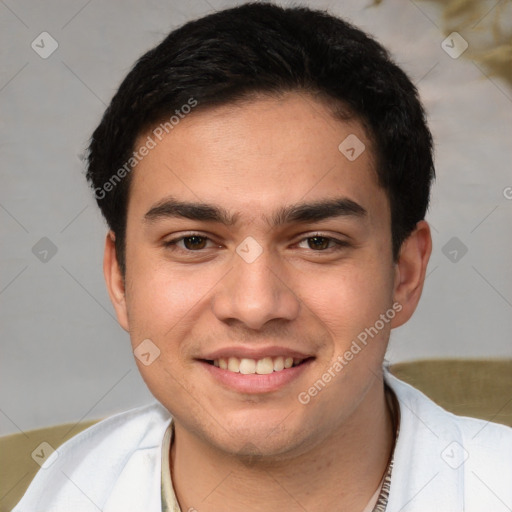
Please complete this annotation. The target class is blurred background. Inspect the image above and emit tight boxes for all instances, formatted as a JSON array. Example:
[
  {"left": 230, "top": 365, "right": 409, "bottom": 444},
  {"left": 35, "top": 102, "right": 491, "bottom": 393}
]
[{"left": 1, "top": 0, "right": 511, "bottom": 434}]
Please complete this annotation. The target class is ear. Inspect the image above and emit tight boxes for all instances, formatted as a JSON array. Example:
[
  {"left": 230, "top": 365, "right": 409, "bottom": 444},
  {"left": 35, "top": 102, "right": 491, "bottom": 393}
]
[
  {"left": 391, "top": 220, "right": 432, "bottom": 328},
  {"left": 103, "top": 231, "right": 129, "bottom": 332}
]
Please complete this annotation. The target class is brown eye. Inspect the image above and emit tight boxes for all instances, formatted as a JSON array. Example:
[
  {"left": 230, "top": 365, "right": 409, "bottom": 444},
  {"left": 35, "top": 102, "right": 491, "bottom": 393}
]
[
  {"left": 307, "top": 236, "right": 331, "bottom": 250},
  {"left": 296, "top": 234, "right": 350, "bottom": 253},
  {"left": 164, "top": 234, "right": 214, "bottom": 251},
  {"left": 182, "top": 235, "right": 208, "bottom": 250}
]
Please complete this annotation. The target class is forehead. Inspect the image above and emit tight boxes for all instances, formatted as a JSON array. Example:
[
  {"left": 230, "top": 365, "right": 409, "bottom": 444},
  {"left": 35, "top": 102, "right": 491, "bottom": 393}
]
[{"left": 127, "top": 92, "right": 388, "bottom": 229}]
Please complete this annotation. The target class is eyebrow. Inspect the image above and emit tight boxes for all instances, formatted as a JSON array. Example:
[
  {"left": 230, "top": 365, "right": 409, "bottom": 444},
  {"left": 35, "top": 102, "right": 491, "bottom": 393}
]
[{"left": 143, "top": 195, "right": 367, "bottom": 227}]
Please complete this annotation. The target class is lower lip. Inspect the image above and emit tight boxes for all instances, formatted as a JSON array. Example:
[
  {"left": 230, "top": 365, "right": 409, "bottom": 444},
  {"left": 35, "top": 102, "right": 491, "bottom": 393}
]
[{"left": 199, "top": 359, "right": 314, "bottom": 394}]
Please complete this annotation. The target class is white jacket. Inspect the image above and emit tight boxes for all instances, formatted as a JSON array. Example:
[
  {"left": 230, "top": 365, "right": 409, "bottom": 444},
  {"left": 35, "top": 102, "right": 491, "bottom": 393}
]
[{"left": 12, "top": 371, "right": 512, "bottom": 512}]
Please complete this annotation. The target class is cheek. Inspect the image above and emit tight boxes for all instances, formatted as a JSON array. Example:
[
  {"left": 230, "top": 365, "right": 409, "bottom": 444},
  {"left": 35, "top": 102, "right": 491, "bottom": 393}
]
[
  {"left": 123, "top": 254, "right": 218, "bottom": 405},
  {"left": 297, "top": 258, "right": 393, "bottom": 343},
  {"left": 124, "top": 250, "right": 217, "bottom": 344}
]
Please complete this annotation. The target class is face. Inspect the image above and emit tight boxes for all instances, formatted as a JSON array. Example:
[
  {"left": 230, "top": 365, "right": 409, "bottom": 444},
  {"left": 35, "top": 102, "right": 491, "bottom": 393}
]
[{"left": 104, "top": 92, "right": 430, "bottom": 459}]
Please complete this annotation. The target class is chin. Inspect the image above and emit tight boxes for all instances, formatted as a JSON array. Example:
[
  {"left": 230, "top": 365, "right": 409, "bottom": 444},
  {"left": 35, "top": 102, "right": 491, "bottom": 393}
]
[{"left": 212, "top": 413, "right": 311, "bottom": 459}]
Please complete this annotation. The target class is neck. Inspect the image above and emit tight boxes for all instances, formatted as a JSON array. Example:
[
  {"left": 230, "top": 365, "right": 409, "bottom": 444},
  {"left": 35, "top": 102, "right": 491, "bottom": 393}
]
[{"left": 170, "top": 377, "right": 395, "bottom": 512}]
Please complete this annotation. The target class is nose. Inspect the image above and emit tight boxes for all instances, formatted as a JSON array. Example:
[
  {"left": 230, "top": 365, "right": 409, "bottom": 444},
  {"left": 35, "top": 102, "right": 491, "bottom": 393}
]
[{"left": 211, "top": 245, "right": 301, "bottom": 330}]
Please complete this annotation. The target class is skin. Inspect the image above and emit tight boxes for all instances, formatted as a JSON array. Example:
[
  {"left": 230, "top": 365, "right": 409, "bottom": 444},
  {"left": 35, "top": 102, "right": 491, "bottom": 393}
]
[{"left": 104, "top": 92, "right": 432, "bottom": 511}]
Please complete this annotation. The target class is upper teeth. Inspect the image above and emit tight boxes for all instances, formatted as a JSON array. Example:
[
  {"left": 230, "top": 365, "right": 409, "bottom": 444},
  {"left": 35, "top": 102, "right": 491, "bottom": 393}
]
[{"left": 212, "top": 356, "right": 303, "bottom": 374}]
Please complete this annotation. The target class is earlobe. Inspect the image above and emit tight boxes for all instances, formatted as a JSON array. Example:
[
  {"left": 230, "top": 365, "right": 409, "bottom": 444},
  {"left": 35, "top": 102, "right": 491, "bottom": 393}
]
[
  {"left": 103, "top": 231, "right": 130, "bottom": 332},
  {"left": 391, "top": 220, "right": 432, "bottom": 328}
]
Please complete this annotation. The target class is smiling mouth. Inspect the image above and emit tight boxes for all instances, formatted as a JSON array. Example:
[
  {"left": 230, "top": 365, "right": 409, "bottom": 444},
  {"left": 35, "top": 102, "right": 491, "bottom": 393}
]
[{"left": 202, "top": 356, "right": 314, "bottom": 375}]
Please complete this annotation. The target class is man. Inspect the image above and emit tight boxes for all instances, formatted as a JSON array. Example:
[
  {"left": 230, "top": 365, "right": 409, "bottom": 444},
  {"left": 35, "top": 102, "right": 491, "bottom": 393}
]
[{"left": 13, "top": 2, "right": 512, "bottom": 511}]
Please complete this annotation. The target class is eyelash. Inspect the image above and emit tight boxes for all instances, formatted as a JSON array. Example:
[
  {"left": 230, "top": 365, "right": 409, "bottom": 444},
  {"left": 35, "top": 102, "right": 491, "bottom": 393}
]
[{"left": 163, "top": 232, "right": 350, "bottom": 253}]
